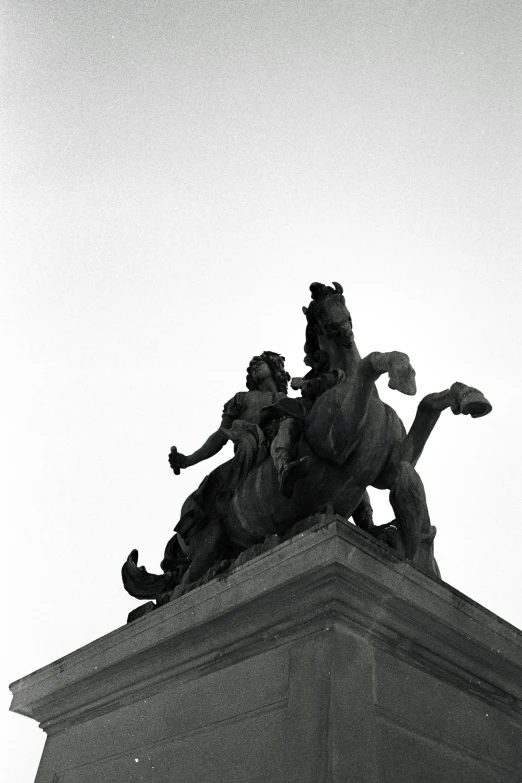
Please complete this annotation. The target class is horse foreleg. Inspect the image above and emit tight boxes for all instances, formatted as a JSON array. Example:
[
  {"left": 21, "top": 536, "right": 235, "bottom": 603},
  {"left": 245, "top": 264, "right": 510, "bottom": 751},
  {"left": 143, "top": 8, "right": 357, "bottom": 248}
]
[
  {"left": 363, "top": 351, "right": 417, "bottom": 396},
  {"left": 400, "top": 382, "right": 492, "bottom": 467},
  {"left": 389, "top": 461, "right": 440, "bottom": 578}
]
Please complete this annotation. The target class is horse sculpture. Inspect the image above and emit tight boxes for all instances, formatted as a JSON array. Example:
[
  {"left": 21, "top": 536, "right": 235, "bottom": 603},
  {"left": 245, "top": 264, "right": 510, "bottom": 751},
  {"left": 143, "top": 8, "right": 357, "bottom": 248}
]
[{"left": 123, "top": 282, "right": 491, "bottom": 604}]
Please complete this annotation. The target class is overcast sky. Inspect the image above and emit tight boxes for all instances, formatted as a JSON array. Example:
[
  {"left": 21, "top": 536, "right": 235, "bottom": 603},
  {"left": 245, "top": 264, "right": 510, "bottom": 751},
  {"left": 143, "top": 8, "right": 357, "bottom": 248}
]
[{"left": 2, "top": 1, "right": 521, "bottom": 779}]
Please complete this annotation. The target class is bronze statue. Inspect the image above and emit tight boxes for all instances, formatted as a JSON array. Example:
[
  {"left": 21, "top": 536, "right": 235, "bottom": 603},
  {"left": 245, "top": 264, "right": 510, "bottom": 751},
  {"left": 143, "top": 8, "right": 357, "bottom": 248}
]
[{"left": 123, "top": 282, "right": 491, "bottom": 608}]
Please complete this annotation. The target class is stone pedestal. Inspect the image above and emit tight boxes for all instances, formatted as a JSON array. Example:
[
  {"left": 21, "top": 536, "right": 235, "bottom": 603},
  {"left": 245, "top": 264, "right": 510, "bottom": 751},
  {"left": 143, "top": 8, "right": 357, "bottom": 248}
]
[{"left": 10, "top": 516, "right": 522, "bottom": 782}]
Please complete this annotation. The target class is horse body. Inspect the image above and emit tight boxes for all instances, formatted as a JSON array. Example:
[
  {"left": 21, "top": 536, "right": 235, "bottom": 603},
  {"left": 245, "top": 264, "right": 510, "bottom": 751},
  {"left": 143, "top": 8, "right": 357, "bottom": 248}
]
[{"left": 227, "top": 379, "right": 404, "bottom": 542}]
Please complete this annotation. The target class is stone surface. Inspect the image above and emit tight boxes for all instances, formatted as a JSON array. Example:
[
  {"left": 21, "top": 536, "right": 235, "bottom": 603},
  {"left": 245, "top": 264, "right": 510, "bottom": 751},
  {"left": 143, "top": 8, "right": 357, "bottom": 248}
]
[{"left": 11, "top": 517, "right": 522, "bottom": 782}]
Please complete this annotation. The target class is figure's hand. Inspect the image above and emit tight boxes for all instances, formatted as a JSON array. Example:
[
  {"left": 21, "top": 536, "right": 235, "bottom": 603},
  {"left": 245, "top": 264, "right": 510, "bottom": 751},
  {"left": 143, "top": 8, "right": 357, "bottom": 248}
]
[
  {"left": 291, "top": 377, "right": 306, "bottom": 390},
  {"left": 168, "top": 446, "right": 188, "bottom": 475}
]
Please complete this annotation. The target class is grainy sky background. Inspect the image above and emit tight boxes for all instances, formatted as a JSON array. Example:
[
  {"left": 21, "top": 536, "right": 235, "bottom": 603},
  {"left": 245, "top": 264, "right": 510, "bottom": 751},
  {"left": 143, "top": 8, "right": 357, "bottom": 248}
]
[{"left": 2, "top": 1, "right": 521, "bottom": 779}]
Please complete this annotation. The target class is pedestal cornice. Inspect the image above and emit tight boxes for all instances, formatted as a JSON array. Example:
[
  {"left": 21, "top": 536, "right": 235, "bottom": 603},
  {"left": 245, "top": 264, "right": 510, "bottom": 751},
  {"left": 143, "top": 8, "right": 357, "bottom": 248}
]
[{"left": 10, "top": 516, "right": 522, "bottom": 737}]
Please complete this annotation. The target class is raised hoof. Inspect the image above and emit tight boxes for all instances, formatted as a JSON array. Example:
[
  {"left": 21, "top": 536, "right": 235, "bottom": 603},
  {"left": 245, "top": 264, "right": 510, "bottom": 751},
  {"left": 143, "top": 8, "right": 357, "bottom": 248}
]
[
  {"left": 388, "top": 357, "right": 417, "bottom": 396},
  {"left": 450, "top": 382, "right": 492, "bottom": 418},
  {"left": 280, "top": 456, "right": 313, "bottom": 498}
]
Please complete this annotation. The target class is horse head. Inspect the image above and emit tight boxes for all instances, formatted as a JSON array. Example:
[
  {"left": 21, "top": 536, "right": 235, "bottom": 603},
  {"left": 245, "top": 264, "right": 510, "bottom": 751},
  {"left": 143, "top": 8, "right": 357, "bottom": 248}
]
[{"left": 302, "top": 282, "right": 353, "bottom": 363}]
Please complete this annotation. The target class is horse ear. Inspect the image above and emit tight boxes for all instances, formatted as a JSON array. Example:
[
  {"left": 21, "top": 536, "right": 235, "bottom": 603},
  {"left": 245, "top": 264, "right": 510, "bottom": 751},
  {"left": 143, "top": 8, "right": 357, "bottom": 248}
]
[
  {"left": 302, "top": 306, "right": 308, "bottom": 316},
  {"left": 332, "top": 281, "right": 343, "bottom": 294}
]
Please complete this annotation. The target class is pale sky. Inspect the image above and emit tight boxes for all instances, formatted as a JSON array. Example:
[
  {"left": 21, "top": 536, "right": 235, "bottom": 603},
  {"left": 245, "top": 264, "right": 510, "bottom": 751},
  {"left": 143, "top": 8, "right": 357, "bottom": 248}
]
[{"left": 2, "top": 1, "right": 521, "bottom": 780}]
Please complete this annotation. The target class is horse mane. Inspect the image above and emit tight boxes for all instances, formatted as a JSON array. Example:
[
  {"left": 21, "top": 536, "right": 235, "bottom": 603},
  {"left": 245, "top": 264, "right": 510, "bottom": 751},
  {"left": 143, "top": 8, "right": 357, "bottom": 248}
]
[{"left": 302, "top": 281, "right": 344, "bottom": 377}]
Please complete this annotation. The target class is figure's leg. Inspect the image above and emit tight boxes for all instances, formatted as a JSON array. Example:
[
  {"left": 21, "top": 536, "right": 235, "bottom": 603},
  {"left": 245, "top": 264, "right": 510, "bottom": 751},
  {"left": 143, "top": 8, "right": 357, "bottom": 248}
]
[
  {"left": 271, "top": 418, "right": 312, "bottom": 498},
  {"left": 389, "top": 461, "right": 440, "bottom": 578},
  {"left": 400, "top": 382, "right": 492, "bottom": 467}
]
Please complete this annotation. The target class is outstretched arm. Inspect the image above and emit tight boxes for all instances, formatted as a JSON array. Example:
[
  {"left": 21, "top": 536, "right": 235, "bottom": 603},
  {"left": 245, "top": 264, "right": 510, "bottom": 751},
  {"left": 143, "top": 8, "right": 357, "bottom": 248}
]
[
  {"left": 185, "top": 417, "right": 232, "bottom": 466},
  {"left": 169, "top": 414, "right": 234, "bottom": 473}
]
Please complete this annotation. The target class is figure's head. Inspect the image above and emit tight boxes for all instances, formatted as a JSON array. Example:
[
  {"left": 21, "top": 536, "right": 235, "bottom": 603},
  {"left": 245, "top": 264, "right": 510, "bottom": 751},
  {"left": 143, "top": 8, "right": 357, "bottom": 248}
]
[{"left": 246, "top": 351, "right": 290, "bottom": 393}]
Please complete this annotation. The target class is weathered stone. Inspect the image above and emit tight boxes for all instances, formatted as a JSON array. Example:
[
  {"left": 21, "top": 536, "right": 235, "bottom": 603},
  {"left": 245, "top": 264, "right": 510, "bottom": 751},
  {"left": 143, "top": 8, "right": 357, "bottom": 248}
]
[
  {"left": 11, "top": 517, "right": 522, "bottom": 782},
  {"left": 126, "top": 601, "right": 155, "bottom": 623}
]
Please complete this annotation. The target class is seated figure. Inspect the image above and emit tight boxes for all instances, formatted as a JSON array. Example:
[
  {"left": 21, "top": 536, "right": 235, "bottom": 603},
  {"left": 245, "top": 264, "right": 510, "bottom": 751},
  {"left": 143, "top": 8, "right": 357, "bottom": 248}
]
[{"left": 167, "top": 352, "right": 312, "bottom": 561}]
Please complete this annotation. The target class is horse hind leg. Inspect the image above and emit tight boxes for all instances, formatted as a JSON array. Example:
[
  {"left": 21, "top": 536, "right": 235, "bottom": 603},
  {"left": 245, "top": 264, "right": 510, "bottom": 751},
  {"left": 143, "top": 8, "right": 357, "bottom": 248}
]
[
  {"left": 375, "top": 393, "right": 447, "bottom": 568},
  {"left": 400, "top": 382, "right": 492, "bottom": 468},
  {"left": 390, "top": 462, "right": 440, "bottom": 578},
  {"left": 382, "top": 384, "right": 490, "bottom": 579}
]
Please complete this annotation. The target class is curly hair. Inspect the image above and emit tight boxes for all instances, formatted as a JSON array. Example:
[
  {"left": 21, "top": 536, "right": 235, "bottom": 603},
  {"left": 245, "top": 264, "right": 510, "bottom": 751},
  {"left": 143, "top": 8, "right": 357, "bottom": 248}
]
[
  {"left": 302, "top": 281, "right": 345, "bottom": 377},
  {"left": 246, "top": 351, "right": 290, "bottom": 393}
]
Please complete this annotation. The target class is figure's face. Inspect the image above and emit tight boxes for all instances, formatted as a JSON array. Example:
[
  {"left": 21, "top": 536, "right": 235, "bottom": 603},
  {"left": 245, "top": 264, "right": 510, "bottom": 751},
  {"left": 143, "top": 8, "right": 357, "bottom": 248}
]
[
  {"left": 250, "top": 358, "right": 272, "bottom": 386},
  {"left": 315, "top": 295, "right": 353, "bottom": 347}
]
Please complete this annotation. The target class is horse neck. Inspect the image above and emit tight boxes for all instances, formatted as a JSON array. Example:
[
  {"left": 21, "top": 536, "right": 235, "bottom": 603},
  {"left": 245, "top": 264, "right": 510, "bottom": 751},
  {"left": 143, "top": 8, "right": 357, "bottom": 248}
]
[
  {"left": 305, "top": 336, "right": 381, "bottom": 465},
  {"left": 318, "top": 335, "right": 361, "bottom": 375}
]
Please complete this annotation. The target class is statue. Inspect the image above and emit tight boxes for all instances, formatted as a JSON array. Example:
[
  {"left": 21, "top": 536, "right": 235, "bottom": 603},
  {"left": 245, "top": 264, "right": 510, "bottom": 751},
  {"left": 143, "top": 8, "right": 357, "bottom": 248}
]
[
  {"left": 168, "top": 351, "right": 312, "bottom": 501},
  {"left": 123, "top": 282, "right": 491, "bottom": 610}
]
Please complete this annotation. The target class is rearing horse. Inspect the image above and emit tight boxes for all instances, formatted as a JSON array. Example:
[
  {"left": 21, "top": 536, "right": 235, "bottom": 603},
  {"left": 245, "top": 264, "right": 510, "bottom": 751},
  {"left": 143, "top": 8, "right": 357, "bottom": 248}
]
[
  {"left": 123, "top": 282, "right": 491, "bottom": 597},
  {"left": 293, "top": 282, "right": 491, "bottom": 574}
]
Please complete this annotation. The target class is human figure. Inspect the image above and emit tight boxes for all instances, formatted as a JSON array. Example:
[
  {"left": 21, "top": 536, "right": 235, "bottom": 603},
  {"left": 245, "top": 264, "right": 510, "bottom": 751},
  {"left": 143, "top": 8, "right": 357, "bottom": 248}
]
[
  {"left": 168, "top": 351, "right": 311, "bottom": 520},
  {"left": 160, "top": 352, "right": 311, "bottom": 585}
]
